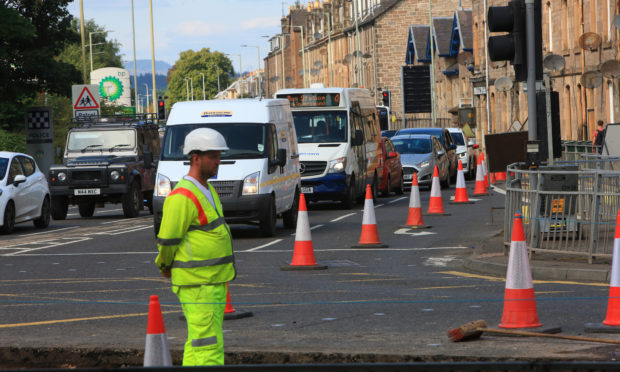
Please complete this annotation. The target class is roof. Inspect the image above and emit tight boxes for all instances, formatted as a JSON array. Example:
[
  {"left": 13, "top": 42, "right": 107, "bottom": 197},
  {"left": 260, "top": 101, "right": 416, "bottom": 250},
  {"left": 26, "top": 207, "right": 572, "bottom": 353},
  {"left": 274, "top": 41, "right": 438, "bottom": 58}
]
[
  {"left": 432, "top": 17, "right": 454, "bottom": 57},
  {"left": 167, "top": 99, "right": 290, "bottom": 125},
  {"left": 411, "top": 25, "right": 430, "bottom": 63},
  {"left": 456, "top": 9, "right": 473, "bottom": 51}
]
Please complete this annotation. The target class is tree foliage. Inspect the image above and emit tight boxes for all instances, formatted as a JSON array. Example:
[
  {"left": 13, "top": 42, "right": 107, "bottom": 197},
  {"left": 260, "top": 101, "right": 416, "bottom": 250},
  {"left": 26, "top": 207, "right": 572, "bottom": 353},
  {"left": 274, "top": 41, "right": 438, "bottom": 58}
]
[
  {"left": 0, "top": 0, "right": 81, "bottom": 130},
  {"left": 165, "top": 49, "right": 234, "bottom": 106},
  {"left": 56, "top": 19, "right": 123, "bottom": 78}
]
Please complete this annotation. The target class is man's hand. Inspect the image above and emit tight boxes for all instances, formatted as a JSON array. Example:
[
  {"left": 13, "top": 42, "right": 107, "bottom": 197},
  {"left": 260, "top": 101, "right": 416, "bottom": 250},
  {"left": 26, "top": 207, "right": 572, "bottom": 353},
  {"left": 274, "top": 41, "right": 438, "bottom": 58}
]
[{"left": 161, "top": 269, "right": 171, "bottom": 278}]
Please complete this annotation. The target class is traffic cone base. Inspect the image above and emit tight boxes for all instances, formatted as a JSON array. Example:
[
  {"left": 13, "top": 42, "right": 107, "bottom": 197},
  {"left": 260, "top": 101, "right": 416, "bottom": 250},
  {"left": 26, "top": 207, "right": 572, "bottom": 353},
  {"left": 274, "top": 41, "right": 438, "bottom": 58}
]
[
  {"left": 499, "top": 288, "right": 541, "bottom": 329},
  {"left": 451, "top": 161, "right": 474, "bottom": 204},
  {"left": 144, "top": 295, "right": 172, "bottom": 367},
  {"left": 353, "top": 184, "right": 388, "bottom": 248},
  {"left": 473, "top": 158, "right": 489, "bottom": 196},
  {"left": 224, "top": 284, "right": 253, "bottom": 320},
  {"left": 281, "top": 193, "right": 327, "bottom": 271}
]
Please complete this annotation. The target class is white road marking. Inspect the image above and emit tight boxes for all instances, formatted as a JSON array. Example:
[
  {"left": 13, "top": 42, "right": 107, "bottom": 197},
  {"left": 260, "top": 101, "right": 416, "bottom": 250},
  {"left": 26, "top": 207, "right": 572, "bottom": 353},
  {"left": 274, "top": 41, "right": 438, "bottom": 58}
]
[
  {"left": 91, "top": 225, "right": 151, "bottom": 235},
  {"left": 238, "top": 246, "right": 469, "bottom": 252},
  {"left": 394, "top": 228, "right": 436, "bottom": 237},
  {"left": 2, "top": 237, "right": 92, "bottom": 256},
  {"left": 375, "top": 203, "right": 385, "bottom": 208},
  {"left": 330, "top": 213, "right": 356, "bottom": 222},
  {"left": 492, "top": 185, "right": 506, "bottom": 195},
  {"left": 289, "top": 224, "right": 324, "bottom": 236},
  {"left": 16, "top": 226, "right": 79, "bottom": 237},
  {"left": 388, "top": 197, "right": 408, "bottom": 204},
  {"left": 449, "top": 196, "right": 481, "bottom": 201},
  {"left": 423, "top": 256, "right": 457, "bottom": 267},
  {"left": 12, "top": 252, "right": 156, "bottom": 256},
  {"left": 95, "top": 208, "right": 123, "bottom": 214},
  {"left": 242, "top": 239, "right": 283, "bottom": 252}
]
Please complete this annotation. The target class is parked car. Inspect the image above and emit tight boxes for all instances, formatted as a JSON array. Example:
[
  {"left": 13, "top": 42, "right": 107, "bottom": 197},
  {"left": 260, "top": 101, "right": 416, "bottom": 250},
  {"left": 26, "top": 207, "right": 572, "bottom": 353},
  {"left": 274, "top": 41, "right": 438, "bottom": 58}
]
[
  {"left": 0, "top": 152, "right": 51, "bottom": 234},
  {"left": 381, "top": 129, "right": 397, "bottom": 138},
  {"left": 390, "top": 134, "right": 450, "bottom": 190},
  {"left": 447, "top": 127, "right": 478, "bottom": 179},
  {"left": 395, "top": 127, "right": 457, "bottom": 181},
  {"left": 378, "top": 137, "right": 404, "bottom": 196}
]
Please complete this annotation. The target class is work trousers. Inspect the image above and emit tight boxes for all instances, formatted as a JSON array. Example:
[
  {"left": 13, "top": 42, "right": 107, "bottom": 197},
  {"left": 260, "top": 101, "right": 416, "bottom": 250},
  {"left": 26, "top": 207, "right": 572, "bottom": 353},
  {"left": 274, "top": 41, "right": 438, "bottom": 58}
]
[{"left": 173, "top": 283, "right": 226, "bottom": 366}]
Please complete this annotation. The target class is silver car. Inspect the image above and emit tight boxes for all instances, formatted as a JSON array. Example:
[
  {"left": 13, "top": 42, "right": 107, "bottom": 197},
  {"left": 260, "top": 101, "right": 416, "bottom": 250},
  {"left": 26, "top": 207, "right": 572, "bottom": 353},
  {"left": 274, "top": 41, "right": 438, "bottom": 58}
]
[
  {"left": 390, "top": 134, "right": 450, "bottom": 190},
  {"left": 447, "top": 127, "right": 478, "bottom": 180}
]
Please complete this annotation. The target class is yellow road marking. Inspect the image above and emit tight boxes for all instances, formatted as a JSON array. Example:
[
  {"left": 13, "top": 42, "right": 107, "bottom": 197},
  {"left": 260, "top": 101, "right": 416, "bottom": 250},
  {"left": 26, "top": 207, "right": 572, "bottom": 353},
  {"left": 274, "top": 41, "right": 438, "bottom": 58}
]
[
  {"left": 413, "top": 285, "right": 479, "bottom": 290},
  {"left": 439, "top": 271, "right": 609, "bottom": 287},
  {"left": 0, "top": 310, "right": 181, "bottom": 329},
  {"left": 336, "top": 278, "right": 403, "bottom": 283}
]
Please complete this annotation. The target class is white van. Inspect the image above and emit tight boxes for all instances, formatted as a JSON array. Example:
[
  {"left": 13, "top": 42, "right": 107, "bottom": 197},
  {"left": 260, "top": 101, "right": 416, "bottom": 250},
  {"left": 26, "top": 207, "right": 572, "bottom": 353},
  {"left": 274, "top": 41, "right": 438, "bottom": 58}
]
[
  {"left": 153, "top": 99, "right": 300, "bottom": 237},
  {"left": 275, "top": 87, "right": 383, "bottom": 208}
]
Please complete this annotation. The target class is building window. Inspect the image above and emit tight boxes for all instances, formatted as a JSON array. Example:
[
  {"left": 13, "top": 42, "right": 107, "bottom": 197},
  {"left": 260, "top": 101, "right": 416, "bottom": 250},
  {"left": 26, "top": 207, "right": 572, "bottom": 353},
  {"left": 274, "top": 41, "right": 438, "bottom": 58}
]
[
  {"left": 562, "top": 0, "right": 568, "bottom": 50},
  {"left": 547, "top": 1, "right": 553, "bottom": 52}
]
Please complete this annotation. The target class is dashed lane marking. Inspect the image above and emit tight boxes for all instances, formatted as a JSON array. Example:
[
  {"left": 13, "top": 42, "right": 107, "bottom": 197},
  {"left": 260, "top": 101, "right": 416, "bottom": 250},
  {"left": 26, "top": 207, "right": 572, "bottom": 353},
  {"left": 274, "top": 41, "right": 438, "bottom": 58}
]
[
  {"left": 239, "top": 246, "right": 469, "bottom": 252},
  {"left": 388, "top": 197, "right": 408, "bottom": 204},
  {"left": 16, "top": 226, "right": 79, "bottom": 238},
  {"left": 242, "top": 239, "right": 283, "bottom": 252},
  {"left": 330, "top": 213, "right": 356, "bottom": 222}
]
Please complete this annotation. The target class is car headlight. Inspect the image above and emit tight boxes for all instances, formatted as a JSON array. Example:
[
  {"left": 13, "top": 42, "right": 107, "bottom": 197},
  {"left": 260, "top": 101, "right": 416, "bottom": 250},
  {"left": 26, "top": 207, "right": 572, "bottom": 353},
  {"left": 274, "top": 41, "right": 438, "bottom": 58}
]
[
  {"left": 110, "top": 170, "right": 121, "bottom": 181},
  {"left": 458, "top": 152, "right": 467, "bottom": 159},
  {"left": 418, "top": 161, "right": 430, "bottom": 168},
  {"left": 328, "top": 157, "right": 346, "bottom": 173},
  {"left": 156, "top": 173, "right": 171, "bottom": 197},
  {"left": 58, "top": 172, "right": 66, "bottom": 182},
  {"left": 243, "top": 171, "right": 260, "bottom": 195}
]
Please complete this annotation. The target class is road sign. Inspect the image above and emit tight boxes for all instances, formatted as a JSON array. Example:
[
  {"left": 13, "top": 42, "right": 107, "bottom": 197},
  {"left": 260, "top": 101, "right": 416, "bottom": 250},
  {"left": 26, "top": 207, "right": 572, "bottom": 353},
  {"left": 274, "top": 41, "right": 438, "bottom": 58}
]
[
  {"left": 72, "top": 84, "right": 100, "bottom": 118},
  {"left": 25, "top": 107, "right": 54, "bottom": 175}
]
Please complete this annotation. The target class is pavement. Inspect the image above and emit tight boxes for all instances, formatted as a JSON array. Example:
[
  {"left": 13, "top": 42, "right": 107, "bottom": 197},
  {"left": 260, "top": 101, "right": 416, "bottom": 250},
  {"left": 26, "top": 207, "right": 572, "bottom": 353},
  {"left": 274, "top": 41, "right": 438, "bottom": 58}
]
[{"left": 463, "top": 182, "right": 613, "bottom": 284}]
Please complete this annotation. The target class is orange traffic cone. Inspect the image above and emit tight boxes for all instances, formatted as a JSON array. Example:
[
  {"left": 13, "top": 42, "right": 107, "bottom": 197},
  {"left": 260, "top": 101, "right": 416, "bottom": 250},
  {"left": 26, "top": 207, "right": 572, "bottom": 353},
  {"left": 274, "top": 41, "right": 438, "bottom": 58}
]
[
  {"left": 224, "top": 283, "right": 253, "bottom": 320},
  {"left": 481, "top": 153, "right": 489, "bottom": 188},
  {"left": 604, "top": 211, "right": 620, "bottom": 326},
  {"left": 281, "top": 193, "right": 327, "bottom": 270},
  {"left": 496, "top": 171, "right": 507, "bottom": 181},
  {"left": 450, "top": 160, "right": 473, "bottom": 204},
  {"left": 144, "top": 295, "right": 172, "bottom": 366},
  {"left": 426, "top": 166, "right": 450, "bottom": 215},
  {"left": 401, "top": 173, "right": 431, "bottom": 228},
  {"left": 473, "top": 157, "right": 489, "bottom": 196},
  {"left": 490, "top": 172, "right": 497, "bottom": 184},
  {"left": 352, "top": 184, "right": 388, "bottom": 248},
  {"left": 499, "top": 212, "right": 542, "bottom": 329}
]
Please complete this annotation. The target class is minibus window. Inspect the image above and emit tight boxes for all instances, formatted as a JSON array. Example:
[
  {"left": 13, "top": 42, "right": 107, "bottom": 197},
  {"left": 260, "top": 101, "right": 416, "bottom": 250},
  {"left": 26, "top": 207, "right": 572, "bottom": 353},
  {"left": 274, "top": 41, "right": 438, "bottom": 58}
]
[{"left": 291, "top": 111, "right": 348, "bottom": 143}]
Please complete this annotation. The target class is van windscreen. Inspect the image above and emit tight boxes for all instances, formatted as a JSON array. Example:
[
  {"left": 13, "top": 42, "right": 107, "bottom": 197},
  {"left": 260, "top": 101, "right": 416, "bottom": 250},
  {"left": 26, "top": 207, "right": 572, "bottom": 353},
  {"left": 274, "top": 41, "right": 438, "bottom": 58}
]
[
  {"left": 161, "top": 123, "right": 269, "bottom": 160},
  {"left": 291, "top": 111, "right": 348, "bottom": 143}
]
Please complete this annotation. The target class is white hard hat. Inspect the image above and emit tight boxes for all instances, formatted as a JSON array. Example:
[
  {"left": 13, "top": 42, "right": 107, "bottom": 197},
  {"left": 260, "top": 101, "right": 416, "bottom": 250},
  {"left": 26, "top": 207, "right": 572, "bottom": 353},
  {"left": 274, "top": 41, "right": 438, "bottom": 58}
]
[{"left": 183, "top": 128, "right": 229, "bottom": 155}]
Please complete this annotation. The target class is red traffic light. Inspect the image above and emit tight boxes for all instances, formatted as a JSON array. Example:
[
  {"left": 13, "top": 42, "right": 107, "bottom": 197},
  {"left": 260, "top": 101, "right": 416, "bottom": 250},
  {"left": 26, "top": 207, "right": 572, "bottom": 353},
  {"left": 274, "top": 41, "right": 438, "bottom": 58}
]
[{"left": 158, "top": 101, "right": 164, "bottom": 107}]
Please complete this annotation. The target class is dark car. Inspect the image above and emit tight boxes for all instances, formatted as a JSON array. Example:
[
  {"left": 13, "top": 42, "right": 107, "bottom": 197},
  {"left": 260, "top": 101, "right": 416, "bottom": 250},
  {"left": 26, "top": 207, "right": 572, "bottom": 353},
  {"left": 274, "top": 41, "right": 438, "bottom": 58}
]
[
  {"left": 48, "top": 114, "right": 160, "bottom": 219},
  {"left": 395, "top": 127, "right": 457, "bottom": 181},
  {"left": 378, "top": 137, "right": 404, "bottom": 196},
  {"left": 381, "top": 129, "right": 398, "bottom": 138}
]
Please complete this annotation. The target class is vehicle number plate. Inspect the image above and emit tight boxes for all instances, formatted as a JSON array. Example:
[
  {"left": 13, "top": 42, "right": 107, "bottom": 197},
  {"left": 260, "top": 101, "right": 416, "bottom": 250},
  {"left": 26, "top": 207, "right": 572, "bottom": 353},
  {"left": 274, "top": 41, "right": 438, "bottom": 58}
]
[
  {"left": 403, "top": 174, "right": 413, "bottom": 180},
  {"left": 301, "top": 186, "right": 314, "bottom": 194},
  {"left": 74, "top": 188, "right": 101, "bottom": 196}
]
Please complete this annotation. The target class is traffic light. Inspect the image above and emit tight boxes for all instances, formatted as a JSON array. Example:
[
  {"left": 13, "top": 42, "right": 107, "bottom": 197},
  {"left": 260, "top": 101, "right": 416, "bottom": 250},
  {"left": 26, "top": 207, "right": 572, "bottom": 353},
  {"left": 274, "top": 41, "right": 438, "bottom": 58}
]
[
  {"left": 487, "top": 0, "right": 542, "bottom": 82},
  {"left": 157, "top": 98, "right": 166, "bottom": 120},
  {"left": 382, "top": 90, "right": 390, "bottom": 107}
]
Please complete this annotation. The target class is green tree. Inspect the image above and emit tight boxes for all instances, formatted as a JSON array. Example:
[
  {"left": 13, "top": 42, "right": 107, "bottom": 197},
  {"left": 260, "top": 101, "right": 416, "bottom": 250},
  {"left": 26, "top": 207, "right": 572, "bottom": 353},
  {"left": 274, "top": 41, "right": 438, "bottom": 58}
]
[
  {"left": 0, "top": 0, "right": 81, "bottom": 131},
  {"left": 166, "top": 49, "right": 233, "bottom": 106},
  {"left": 56, "top": 19, "right": 123, "bottom": 78}
]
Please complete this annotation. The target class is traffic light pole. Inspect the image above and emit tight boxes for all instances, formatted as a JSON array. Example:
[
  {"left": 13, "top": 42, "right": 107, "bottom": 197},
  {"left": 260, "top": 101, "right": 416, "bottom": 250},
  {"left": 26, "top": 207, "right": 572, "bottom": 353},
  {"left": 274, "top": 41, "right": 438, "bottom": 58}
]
[{"left": 525, "top": 0, "right": 537, "bottom": 141}]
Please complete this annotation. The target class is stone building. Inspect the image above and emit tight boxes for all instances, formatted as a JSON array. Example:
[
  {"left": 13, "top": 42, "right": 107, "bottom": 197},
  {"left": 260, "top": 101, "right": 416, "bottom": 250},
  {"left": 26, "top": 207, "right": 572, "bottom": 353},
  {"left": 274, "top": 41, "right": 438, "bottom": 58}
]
[{"left": 472, "top": 0, "right": 619, "bottom": 142}]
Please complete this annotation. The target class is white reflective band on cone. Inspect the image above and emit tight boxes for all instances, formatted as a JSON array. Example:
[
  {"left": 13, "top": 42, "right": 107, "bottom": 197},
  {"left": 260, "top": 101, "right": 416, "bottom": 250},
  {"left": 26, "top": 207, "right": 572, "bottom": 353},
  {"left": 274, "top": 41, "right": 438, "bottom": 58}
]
[
  {"left": 505, "top": 239, "right": 534, "bottom": 290},
  {"left": 295, "top": 210, "right": 312, "bottom": 242},
  {"left": 362, "top": 198, "right": 377, "bottom": 225}
]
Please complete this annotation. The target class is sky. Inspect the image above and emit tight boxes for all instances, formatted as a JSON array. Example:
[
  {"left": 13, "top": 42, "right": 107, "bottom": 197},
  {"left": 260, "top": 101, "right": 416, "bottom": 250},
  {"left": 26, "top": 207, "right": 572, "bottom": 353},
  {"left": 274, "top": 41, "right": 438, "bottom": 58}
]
[{"left": 67, "top": 0, "right": 291, "bottom": 73}]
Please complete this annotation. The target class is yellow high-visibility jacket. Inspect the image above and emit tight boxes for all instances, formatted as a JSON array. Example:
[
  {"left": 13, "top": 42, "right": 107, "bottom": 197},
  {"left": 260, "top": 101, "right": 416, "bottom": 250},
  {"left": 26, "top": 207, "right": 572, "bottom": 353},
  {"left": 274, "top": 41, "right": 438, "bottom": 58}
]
[{"left": 156, "top": 178, "right": 235, "bottom": 286}]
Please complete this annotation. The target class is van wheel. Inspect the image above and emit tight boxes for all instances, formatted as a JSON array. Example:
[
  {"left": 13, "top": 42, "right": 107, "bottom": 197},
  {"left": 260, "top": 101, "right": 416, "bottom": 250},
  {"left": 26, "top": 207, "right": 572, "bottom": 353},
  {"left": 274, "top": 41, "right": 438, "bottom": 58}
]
[
  {"left": 146, "top": 192, "right": 154, "bottom": 214},
  {"left": 0, "top": 202, "right": 15, "bottom": 235},
  {"left": 381, "top": 175, "right": 391, "bottom": 197},
  {"left": 51, "top": 196, "right": 68, "bottom": 220},
  {"left": 123, "top": 181, "right": 142, "bottom": 218},
  {"left": 342, "top": 177, "right": 356, "bottom": 209},
  {"left": 33, "top": 197, "right": 51, "bottom": 228},
  {"left": 260, "top": 196, "right": 277, "bottom": 237},
  {"left": 78, "top": 201, "right": 95, "bottom": 217},
  {"left": 282, "top": 190, "right": 299, "bottom": 229}
]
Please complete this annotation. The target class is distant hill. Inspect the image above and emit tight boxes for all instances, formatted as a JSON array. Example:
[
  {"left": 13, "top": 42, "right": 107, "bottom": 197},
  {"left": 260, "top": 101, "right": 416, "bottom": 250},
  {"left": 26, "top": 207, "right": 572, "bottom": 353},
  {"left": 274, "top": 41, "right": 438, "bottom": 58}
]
[
  {"left": 130, "top": 73, "right": 168, "bottom": 94},
  {"left": 123, "top": 59, "right": 171, "bottom": 76}
]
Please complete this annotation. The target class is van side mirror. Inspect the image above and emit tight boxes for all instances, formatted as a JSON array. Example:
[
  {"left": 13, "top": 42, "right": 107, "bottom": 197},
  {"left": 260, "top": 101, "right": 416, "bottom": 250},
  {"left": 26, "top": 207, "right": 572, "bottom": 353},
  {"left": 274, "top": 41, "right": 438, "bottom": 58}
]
[
  {"left": 271, "top": 148, "right": 287, "bottom": 167},
  {"left": 13, "top": 174, "right": 26, "bottom": 186},
  {"left": 352, "top": 129, "right": 363, "bottom": 146}
]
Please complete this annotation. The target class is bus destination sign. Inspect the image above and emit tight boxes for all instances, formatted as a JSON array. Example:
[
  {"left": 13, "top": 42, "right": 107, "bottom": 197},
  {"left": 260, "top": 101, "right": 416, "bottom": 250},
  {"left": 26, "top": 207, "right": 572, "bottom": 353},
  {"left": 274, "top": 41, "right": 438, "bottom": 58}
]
[{"left": 279, "top": 93, "right": 341, "bottom": 107}]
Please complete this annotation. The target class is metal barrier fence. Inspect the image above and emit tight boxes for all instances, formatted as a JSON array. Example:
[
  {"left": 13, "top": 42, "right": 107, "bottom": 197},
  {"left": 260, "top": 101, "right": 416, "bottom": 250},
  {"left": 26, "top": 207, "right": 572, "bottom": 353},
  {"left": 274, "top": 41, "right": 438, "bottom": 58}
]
[
  {"left": 561, "top": 140, "right": 600, "bottom": 161},
  {"left": 504, "top": 157, "right": 620, "bottom": 263}
]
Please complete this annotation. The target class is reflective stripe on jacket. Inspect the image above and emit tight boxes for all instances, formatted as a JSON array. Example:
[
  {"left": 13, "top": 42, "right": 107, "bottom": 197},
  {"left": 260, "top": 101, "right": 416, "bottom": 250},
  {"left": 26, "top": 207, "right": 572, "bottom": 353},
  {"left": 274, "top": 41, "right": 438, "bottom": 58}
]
[{"left": 156, "top": 178, "right": 235, "bottom": 286}]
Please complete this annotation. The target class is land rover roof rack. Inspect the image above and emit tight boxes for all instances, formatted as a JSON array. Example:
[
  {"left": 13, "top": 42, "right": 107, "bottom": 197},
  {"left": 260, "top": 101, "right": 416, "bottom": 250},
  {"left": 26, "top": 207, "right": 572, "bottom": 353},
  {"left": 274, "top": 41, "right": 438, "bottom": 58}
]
[{"left": 70, "top": 113, "right": 159, "bottom": 129}]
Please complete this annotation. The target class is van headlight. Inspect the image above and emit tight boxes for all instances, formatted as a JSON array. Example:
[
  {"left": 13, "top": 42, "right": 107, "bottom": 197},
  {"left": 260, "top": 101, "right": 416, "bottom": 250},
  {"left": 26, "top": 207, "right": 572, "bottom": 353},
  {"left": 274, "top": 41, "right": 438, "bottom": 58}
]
[
  {"left": 243, "top": 171, "right": 260, "bottom": 195},
  {"left": 58, "top": 172, "right": 66, "bottom": 182},
  {"left": 328, "top": 157, "right": 346, "bottom": 173},
  {"left": 156, "top": 173, "right": 171, "bottom": 196}
]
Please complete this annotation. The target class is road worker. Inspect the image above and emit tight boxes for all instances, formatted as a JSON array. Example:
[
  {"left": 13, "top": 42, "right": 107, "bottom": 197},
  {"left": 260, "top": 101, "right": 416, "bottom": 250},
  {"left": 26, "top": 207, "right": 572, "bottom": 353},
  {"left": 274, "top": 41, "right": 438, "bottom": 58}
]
[{"left": 155, "top": 127, "right": 235, "bottom": 366}]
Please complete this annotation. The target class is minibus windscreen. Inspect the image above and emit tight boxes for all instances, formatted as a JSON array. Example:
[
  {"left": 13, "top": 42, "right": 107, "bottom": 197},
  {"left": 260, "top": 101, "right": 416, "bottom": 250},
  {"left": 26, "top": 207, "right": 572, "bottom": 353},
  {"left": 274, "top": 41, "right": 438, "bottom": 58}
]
[{"left": 291, "top": 111, "right": 348, "bottom": 143}]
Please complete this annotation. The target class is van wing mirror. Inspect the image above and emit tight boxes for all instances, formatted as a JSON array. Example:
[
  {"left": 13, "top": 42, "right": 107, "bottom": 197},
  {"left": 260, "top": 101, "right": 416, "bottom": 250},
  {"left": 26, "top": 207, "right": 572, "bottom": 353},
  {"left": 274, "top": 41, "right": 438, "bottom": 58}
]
[
  {"left": 271, "top": 148, "right": 287, "bottom": 167},
  {"left": 352, "top": 129, "right": 363, "bottom": 146}
]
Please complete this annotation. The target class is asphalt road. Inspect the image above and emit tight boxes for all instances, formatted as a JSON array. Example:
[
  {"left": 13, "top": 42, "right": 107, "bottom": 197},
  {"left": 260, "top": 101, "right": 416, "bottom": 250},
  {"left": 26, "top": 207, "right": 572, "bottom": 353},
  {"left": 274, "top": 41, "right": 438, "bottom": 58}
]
[{"left": 0, "top": 182, "right": 618, "bottom": 364}]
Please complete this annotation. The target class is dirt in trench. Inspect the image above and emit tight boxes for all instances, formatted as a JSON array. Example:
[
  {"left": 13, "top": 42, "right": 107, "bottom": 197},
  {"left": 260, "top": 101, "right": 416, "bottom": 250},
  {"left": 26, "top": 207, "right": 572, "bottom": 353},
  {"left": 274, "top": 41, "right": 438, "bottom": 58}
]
[{"left": 1, "top": 347, "right": 619, "bottom": 369}]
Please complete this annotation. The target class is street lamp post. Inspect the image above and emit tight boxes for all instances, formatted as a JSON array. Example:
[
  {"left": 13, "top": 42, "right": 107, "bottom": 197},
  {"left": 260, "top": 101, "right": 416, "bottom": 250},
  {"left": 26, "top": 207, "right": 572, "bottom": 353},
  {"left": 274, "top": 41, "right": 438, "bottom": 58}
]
[
  {"left": 144, "top": 84, "right": 150, "bottom": 112},
  {"left": 241, "top": 44, "right": 261, "bottom": 97},
  {"left": 184, "top": 78, "right": 189, "bottom": 100},
  {"left": 291, "top": 25, "right": 306, "bottom": 88},
  {"left": 200, "top": 73, "right": 205, "bottom": 100},
  {"left": 216, "top": 66, "right": 221, "bottom": 92},
  {"left": 88, "top": 31, "right": 108, "bottom": 74}
]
